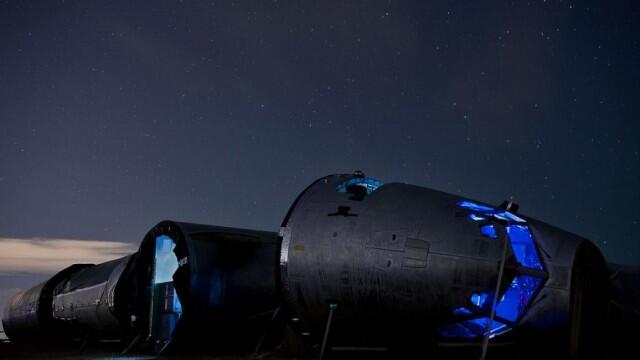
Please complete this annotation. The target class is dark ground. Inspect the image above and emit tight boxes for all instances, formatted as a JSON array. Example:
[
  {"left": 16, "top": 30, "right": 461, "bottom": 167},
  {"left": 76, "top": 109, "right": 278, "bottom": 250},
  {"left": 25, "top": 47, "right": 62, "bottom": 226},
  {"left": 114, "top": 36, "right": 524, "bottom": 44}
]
[
  {"left": 2, "top": 341, "right": 638, "bottom": 360},
  {"left": 0, "top": 341, "right": 308, "bottom": 360}
]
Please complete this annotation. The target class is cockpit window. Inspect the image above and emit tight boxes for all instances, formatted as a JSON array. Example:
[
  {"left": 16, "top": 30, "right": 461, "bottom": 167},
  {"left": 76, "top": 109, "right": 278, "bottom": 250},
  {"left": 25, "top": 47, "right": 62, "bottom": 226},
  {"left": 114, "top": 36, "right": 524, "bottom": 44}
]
[{"left": 335, "top": 177, "right": 383, "bottom": 195}]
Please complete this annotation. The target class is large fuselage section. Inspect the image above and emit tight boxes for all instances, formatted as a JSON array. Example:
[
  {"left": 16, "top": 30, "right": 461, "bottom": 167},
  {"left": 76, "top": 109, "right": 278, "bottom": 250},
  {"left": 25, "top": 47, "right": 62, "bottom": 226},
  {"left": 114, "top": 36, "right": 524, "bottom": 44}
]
[
  {"left": 280, "top": 174, "right": 607, "bottom": 354},
  {"left": 281, "top": 178, "right": 503, "bottom": 345}
]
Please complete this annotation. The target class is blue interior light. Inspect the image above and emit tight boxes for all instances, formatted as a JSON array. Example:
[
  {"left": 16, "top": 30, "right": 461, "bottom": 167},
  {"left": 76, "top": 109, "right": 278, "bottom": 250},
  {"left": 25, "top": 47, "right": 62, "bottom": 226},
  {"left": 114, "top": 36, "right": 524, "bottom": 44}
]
[
  {"left": 453, "top": 307, "right": 473, "bottom": 316},
  {"left": 457, "top": 201, "right": 495, "bottom": 212},
  {"left": 468, "top": 213, "right": 486, "bottom": 221},
  {"left": 506, "top": 225, "right": 544, "bottom": 270},
  {"left": 154, "top": 235, "right": 179, "bottom": 284},
  {"left": 457, "top": 201, "right": 526, "bottom": 223},
  {"left": 495, "top": 275, "right": 543, "bottom": 322},
  {"left": 438, "top": 317, "right": 511, "bottom": 339},
  {"left": 336, "top": 177, "right": 382, "bottom": 195},
  {"left": 471, "top": 292, "right": 490, "bottom": 307},
  {"left": 493, "top": 211, "right": 527, "bottom": 223},
  {"left": 442, "top": 200, "right": 546, "bottom": 341},
  {"left": 464, "top": 317, "right": 511, "bottom": 338},
  {"left": 153, "top": 235, "right": 183, "bottom": 337},
  {"left": 480, "top": 224, "right": 498, "bottom": 239}
]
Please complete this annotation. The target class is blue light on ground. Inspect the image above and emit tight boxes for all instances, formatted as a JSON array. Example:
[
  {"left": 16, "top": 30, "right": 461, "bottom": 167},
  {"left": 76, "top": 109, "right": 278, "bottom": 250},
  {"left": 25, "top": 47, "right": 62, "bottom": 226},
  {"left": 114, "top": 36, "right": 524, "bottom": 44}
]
[
  {"left": 464, "top": 317, "right": 511, "bottom": 338},
  {"left": 453, "top": 307, "right": 473, "bottom": 316},
  {"left": 438, "top": 317, "right": 511, "bottom": 339}
]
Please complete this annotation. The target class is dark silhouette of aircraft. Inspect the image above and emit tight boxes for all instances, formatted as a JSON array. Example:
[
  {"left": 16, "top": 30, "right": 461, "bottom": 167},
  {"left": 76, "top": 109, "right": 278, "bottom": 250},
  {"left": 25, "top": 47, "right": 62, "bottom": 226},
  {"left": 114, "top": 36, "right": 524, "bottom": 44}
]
[{"left": 3, "top": 173, "right": 638, "bottom": 359}]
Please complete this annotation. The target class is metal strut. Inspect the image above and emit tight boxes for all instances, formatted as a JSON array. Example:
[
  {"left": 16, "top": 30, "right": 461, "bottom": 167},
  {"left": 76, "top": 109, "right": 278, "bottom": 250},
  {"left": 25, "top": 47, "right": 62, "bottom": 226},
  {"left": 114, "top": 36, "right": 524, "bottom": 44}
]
[
  {"left": 320, "top": 303, "right": 338, "bottom": 360},
  {"left": 253, "top": 306, "right": 281, "bottom": 355},
  {"left": 121, "top": 334, "right": 141, "bottom": 355},
  {"left": 480, "top": 229, "right": 510, "bottom": 360}
]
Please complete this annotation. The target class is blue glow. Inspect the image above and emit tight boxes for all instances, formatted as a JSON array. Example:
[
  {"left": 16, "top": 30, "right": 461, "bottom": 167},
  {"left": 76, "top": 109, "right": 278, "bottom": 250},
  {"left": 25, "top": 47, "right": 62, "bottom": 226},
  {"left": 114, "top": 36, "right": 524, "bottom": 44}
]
[
  {"left": 442, "top": 200, "right": 546, "bottom": 341},
  {"left": 154, "top": 235, "right": 178, "bottom": 284},
  {"left": 480, "top": 224, "right": 497, "bottom": 239},
  {"left": 173, "top": 287, "right": 182, "bottom": 313},
  {"left": 464, "top": 317, "right": 511, "bottom": 338},
  {"left": 471, "top": 292, "right": 490, "bottom": 308},
  {"left": 458, "top": 201, "right": 526, "bottom": 223},
  {"left": 438, "top": 317, "right": 511, "bottom": 339},
  {"left": 438, "top": 322, "right": 477, "bottom": 338},
  {"left": 453, "top": 307, "right": 473, "bottom": 316},
  {"left": 492, "top": 211, "right": 526, "bottom": 223},
  {"left": 506, "top": 225, "right": 544, "bottom": 270},
  {"left": 457, "top": 201, "right": 495, "bottom": 212},
  {"left": 468, "top": 213, "right": 486, "bottom": 221},
  {"left": 495, "top": 275, "right": 543, "bottom": 322},
  {"left": 335, "top": 177, "right": 382, "bottom": 195},
  {"left": 153, "top": 235, "right": 182, "bottom": 331}
]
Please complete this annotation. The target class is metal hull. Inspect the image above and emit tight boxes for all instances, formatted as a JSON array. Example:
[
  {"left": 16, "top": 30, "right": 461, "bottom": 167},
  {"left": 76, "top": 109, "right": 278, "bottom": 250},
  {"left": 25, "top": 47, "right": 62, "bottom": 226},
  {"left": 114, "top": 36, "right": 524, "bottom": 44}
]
[
  {"left": 0, "top": 173, "right": 631, "bottom": 359},
  {"left": 280, "top": 174, "right": 610, "bottom": 357}
]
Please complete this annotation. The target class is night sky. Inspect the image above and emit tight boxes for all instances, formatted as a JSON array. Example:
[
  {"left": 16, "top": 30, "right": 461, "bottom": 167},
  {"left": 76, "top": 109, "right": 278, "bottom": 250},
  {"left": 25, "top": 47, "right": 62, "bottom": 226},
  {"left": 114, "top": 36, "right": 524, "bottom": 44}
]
[{"left": 1, "top": 0, "right": 639, "bottom": 275}]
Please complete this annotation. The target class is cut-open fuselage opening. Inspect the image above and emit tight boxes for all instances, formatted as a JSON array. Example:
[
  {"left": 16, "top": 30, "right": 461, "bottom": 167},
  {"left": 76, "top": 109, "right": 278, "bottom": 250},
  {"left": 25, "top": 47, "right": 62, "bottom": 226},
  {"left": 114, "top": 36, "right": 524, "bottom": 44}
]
[{"left": 150, "top": 234, "right": 183, "bottom": 346}]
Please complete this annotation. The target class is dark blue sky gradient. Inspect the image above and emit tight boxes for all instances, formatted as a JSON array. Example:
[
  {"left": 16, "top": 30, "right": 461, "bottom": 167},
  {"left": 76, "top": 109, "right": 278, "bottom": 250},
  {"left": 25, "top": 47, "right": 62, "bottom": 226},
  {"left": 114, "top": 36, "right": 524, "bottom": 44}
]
[{"left": 0, "top": 0, "right": 638, "bottom": 264}]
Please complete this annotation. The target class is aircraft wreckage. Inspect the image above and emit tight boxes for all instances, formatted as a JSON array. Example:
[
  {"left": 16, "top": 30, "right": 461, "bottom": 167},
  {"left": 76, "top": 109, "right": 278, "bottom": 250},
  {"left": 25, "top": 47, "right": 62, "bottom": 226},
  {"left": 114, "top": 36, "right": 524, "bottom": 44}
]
[{"left": 3, "top": 173, "right": 638, "bottom": 359}]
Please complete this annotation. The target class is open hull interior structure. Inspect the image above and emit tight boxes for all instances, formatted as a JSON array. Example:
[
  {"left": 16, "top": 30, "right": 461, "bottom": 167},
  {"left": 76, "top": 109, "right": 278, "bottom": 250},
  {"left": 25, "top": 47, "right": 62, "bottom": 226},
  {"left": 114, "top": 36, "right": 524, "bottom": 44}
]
[
  {"left": 128, "top": 221, "right": 281, "bottom": 354},
  {"left": 149, "top": 234, "right": 182, "bottom": 348},
  {"left": 2, "top": 173, "right": 638, "bottom": 359}
]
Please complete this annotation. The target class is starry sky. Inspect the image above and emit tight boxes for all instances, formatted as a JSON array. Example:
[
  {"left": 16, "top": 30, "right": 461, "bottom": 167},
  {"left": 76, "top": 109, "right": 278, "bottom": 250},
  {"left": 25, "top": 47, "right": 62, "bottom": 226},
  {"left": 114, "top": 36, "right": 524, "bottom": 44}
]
[{"left": 0, "top": 0, "right": 639, "bottom": 277}]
